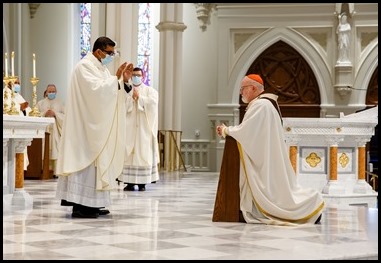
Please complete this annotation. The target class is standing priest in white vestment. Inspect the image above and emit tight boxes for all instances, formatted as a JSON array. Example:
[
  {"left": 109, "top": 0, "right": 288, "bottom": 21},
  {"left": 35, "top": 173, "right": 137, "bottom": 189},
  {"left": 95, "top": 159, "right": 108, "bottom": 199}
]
[
  {"left": 36, "top": 84, "right": 65, "bottom": 176},
  {"left": 56, "top": 36, "right": 133, "bottom": 218},
  {"left": 117, "top": 67, "right": 160, "bottom": 192},
  {"left": 216, "top": 74, "right": 324, "bottom": 225}
]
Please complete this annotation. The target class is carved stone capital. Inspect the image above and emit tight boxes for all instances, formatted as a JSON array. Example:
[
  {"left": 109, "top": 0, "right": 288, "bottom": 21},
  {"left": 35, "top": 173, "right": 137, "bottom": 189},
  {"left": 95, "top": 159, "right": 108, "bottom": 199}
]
[
  {"left": 155, "top": 22, "right": 187, "bottom": 32},
  {"left": 354, "top": 136, "right": 372, "bottom": 147},
  {"left": 324, "top": 135, "right": 344, "bottom": 146},
  {"left": 284, "top": 135, "right": 301, "bottom": 146},
  {"left": 28, "top": 3, "right": 41, "bottom": 19},
  {"left": 194, "top": 3, "right": 216, "bottom": 31},
  {"left": 14, "top": 139, "right": 32, "bottom": 153}
]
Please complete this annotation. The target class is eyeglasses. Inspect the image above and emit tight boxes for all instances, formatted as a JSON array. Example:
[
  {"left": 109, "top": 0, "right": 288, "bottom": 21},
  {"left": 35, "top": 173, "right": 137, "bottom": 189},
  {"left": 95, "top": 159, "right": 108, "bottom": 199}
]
[
  {"left": 132, "top": 74, "right": 142, "bottom": 77},
  {"left": 101, "top": 49, "right": 116, "bottom": 57},
  {"left": 240, "top": 85, "right": 252, "bottom": 92}
]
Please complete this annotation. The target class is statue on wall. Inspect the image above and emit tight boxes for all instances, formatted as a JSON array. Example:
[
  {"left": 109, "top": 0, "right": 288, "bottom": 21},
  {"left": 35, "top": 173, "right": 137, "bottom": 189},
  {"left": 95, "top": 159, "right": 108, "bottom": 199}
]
[{"left": 336, "top": 13, "right": 351, "bottom": 63}]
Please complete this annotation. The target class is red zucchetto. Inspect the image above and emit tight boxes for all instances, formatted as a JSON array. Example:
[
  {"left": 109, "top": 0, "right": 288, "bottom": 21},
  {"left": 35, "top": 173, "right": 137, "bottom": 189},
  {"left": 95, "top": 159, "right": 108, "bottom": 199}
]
[{"left": 247, "top": 74, "right": 263, "bottom": 85}]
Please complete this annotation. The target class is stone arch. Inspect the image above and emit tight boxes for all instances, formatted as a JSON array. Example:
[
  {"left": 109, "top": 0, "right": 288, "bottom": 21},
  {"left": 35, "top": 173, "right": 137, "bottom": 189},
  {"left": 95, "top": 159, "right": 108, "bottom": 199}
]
[
  {"left": 229, "top": 27, "right": 332, "bottom": 109},
  {"left": 354, "top": 43, "right": 378, "bottom": 105}
]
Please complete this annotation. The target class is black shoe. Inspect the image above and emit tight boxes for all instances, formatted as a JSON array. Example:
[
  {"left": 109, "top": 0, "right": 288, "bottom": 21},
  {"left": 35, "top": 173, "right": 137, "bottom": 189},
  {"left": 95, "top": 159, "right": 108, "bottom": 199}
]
[
  {"left": 98, "top": 209, "right": 110, "bottom": 215},
  {"left": 124, "top": 184, "right": 135, "bottom": 191},
  {"left": 138, "top": 184, "right": 146, "bottom": 191},
  {"left": 61, "top": 199, "right": 75, "bottom": 206},
  {"left": 72, "top": 210, "right": 99, "bottom": 218},
  {"left": 315, "top": 214, "right": 322, "bottom": 224},
  {"left": 72, "top": 204, "right": 100, "bottom": 218}
]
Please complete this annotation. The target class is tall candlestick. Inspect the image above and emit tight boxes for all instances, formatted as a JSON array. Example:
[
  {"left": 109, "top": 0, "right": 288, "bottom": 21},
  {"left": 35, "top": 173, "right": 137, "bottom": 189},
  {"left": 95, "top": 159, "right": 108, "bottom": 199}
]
[
  {"left": 11, "top": 51, "right": 15, "bottom": 76},
  {"left": 4, "top": 53, "right": 8, "bottom": 77},
  {"left": 33, "top": 53, "right": 36, "bottom": 78}
]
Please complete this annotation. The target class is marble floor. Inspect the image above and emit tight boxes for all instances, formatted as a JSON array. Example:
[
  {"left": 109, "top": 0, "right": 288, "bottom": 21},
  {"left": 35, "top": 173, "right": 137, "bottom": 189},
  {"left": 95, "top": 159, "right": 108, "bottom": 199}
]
[{"left": 3, "top": 172, "right": 378, "bottom": 260}]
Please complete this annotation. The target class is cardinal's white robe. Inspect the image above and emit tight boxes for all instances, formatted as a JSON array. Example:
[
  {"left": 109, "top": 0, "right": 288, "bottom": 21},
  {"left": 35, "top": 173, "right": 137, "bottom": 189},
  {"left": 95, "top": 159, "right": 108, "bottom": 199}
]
[{"left": 226, "top": 93, "right": 324, "bottom": 225}]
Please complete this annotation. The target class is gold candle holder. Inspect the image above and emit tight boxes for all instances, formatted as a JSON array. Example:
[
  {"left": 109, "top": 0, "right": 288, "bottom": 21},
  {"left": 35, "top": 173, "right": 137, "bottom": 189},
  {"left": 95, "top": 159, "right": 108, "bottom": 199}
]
[
  {"left": 29, "top": 77, "right": 41, "bottom": 117},
  {"left": 7, "top": 76, "right": 20, "bottom": 115},
  {"left": 3, "top": 76, "right": 11, "bottom": 114}
]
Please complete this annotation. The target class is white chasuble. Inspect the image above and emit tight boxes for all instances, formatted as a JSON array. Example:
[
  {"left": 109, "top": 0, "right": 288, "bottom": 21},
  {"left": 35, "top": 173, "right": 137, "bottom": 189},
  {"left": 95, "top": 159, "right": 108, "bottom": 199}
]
[{"left": 56, "top": 53, "right": 126, "bottom": 190}]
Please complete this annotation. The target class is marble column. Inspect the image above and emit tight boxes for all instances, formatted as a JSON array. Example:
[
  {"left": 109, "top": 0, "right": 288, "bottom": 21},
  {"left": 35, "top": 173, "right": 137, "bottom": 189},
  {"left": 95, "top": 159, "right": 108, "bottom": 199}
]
[
  {"left": 329, "top": 146, "right": 338, "bottom": 181},
  {"left": 353, "top": 138, "right": 374, "bottom": 194},
  {"left": 358, "top": 146, "right": 366, "bottom": 180},
  {"left": 289, "top": 146, "right": 298, "bottom": 174},
  {"left": 155, "top": 4, "right": 187, "bottom": 171},
  {"left": 15, "top": 153, "right": 24, "bottom": 189},
  {"left": 284, "top": 135, "right": 300, "bottom": 174},
  {"left": 322, "top": 136, "right": 345, "bottom": 194},
  {"left": 155, "top": 3, "right": 187, "bottom": 131}
]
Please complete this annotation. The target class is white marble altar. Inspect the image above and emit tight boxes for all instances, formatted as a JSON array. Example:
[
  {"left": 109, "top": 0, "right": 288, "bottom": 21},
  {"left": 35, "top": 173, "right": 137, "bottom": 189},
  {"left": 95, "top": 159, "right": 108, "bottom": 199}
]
[
  {"left": 283, "top": 106, "right": 378, "bottom": 207},
  {"left": 3, "top": 115, "right": 54, "bottom": 209}
]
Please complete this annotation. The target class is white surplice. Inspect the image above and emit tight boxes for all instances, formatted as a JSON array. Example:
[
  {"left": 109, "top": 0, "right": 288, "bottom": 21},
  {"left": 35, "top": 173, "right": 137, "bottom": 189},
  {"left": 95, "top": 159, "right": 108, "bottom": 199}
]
[
  {"left": 56, "top": 53, "right": 126, "bottom": 207},
  {"left": 226, "top": 93, "right": 325, "bottom": 225},
  {"left": 118, "top": 83, "right": 159, "bottom": 185}
]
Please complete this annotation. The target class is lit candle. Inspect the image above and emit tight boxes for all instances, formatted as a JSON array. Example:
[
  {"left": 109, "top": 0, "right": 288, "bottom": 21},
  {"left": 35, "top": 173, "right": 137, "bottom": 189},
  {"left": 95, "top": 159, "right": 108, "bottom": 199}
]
[
  {"left": 33, "top": 53, "right": 36, "bottom": 78},
  {"left": 4, "top": 53, "right": 8, "bottom": 77},
  {"left": 11, "top": 51, "right": 14, "bottom": 76}
]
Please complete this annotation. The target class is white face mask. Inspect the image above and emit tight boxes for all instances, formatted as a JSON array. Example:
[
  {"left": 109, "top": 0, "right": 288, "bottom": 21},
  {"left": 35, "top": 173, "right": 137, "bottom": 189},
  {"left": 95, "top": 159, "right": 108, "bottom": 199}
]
[
  {"left": 47, "top": 93, "right": 56, "bottom": 100},
  {"left": 101, "top": 54, "right": 113, "bottom": 65},
  {"left": 13, "top": 84, "right": 21, "bottom": 93},
  {"left": 132, "top": 76, "right": 142, "bottom": 86}
]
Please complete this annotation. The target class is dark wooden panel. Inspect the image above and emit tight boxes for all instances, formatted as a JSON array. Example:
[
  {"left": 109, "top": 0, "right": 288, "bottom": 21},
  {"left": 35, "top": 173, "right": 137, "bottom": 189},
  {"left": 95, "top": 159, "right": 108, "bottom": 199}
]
[
  {"left": 25, "top": 132, "right": 52, "bottom": 180},
  {"left": 278, "top": 104, "right": 320, "bottom": 118},
  {"left": 212, "top": 136, "right": 241, "bottom": 222},
  {"left": 25, "top": 138, "right": 43, "bottom": 179}
]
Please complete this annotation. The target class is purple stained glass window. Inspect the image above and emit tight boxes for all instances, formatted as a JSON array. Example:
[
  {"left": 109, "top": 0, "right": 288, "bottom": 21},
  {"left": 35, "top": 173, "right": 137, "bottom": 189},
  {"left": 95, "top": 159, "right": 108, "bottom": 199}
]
[
  {"left": 137, "top": 3, "right": 152, "bottom": 86},
  {"left": 80, "top": 3, "right": 91, "bottom": 59}
]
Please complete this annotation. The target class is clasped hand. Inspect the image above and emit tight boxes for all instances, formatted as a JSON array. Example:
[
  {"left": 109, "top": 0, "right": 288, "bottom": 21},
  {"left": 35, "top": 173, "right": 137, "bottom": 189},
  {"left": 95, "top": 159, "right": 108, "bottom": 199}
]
[
  {"left": 216, "top": 123, "right": 227, "bottom": 137},
  {"left": 20, "top": 102, "right": 29, "bottom": 111},
  {"left": 132, "top": 88, "right": 139, "bottom": 100},
  {"left": 116, "top": 62, "right": 134, "bottom": 82}
]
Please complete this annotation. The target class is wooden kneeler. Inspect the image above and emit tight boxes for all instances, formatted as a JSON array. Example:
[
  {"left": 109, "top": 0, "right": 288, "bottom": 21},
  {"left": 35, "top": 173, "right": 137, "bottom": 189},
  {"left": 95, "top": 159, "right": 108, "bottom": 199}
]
[{"left": 212, "top": 136, "right": 242, "bottom": 222}]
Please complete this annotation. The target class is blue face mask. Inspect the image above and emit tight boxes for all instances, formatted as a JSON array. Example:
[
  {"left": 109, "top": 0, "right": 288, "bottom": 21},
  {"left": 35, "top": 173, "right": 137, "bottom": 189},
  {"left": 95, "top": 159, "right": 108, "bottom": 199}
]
[
  {"left": 13, "top": 84, "right": 21, "bottom": 93},
  {"left": 47, "top": 93, "right": 56, "bottom": 100},
  {"left": 101, "top": 54, "right": 113, "bottom": 65},
  {"left": 132, "top": 76, "right": 142, "bottom": 86}
]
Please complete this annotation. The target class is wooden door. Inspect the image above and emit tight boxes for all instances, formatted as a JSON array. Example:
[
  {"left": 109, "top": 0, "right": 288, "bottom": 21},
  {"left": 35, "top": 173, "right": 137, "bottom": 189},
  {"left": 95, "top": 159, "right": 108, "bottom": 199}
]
[{"left": 240, "top": 40, "right": 321, "bottom": 122}]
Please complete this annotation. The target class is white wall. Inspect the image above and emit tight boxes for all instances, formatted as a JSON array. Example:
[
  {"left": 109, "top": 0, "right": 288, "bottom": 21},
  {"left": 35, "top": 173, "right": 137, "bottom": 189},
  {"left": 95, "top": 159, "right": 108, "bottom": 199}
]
[
  {"left": 28, "top": 3, "right": 75, "bottom": 103},
  {"left": 2, "top": 3, "right": 77, "bottom": 104},
  {"left": 182, "top": 4, "right": 219, "bottom": 140}
]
